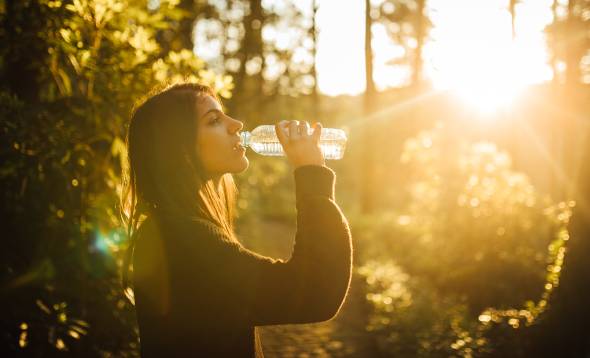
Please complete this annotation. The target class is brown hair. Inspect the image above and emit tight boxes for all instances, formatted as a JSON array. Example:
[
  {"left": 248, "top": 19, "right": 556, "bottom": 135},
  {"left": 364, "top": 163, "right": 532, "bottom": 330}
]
[{"left": 120, "top": 81, "right": 239, "bottom": 298}]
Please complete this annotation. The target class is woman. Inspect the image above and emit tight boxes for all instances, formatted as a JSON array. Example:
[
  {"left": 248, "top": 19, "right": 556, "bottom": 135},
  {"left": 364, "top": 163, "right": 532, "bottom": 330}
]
[{"left": 121, "top": 82, "right": 353, "bottom": 357}]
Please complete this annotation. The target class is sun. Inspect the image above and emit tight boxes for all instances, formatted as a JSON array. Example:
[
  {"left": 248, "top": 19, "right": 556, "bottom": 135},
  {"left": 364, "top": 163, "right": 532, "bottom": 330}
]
[
  {"left": 430, "top": 38, "right": 541, "bottom": 114},
  {"left": 426, "top": 0, "right": 553, "bottom": 115},
  {"left": 437, "top": 44, "right": 529, "bottom": 114}
]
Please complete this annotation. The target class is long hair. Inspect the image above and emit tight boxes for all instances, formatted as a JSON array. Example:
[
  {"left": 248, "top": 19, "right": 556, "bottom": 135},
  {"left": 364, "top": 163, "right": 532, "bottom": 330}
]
[{"left": 119, "top": 82, "right": 239, "bottom": 300}]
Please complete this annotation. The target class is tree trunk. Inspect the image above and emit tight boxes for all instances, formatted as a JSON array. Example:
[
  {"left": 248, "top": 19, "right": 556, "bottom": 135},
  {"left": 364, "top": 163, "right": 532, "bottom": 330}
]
[
  {"left": 1, "top": 0, "right": 46, "bottom": 103},
  {"left": 311, "top": 0, "right": 320, "bottom": 122},
  {"left": 232, "top": 0, "right": 264, "bottom": 113},
  {"left": 550, "top": 0, "right": 559, "bottom": 85},
  {"left": 565, "top": 0, "right": 580, "bottom": 87},
  {"left": 155, "top": 0, "right": 201, "bottom": 55},
  {"left": 509, "top": 0, "right": 517, "bottom": 40},
  {"left": 361, "top": 0, "right": 377, "bottom": 214},
  {"left": 411, "top": 0, "right": 426, "bottom": 89}
]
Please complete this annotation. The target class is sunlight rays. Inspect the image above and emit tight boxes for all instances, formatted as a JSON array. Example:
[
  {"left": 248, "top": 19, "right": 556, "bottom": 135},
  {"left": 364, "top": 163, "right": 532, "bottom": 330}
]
[{"left": 340, "top": 88, "right": 442, "bottom": 133}]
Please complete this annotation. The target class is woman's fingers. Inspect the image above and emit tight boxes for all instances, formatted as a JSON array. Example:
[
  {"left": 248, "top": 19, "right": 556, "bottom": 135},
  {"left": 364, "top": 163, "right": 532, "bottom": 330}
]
[
  {"left": 288, "top": 120, "right": 300, "bottom": 140},
  {"left": 276, "top": 119, "right": 319, "bottom": 143},
  {"left": 276, "top": 119, "right": 325, "bottom": 168},
  {"left": 275, "top": 120, "right": 289, "bottom": 144},
  {"left": 299, "top": 121, "right": 309, "bottom": 138},
  {"left": 299, "top": 121, "right": 310, "bottom": 138},
  {"left": 312, "top": 122, "right": 322, "bottom": 142}
]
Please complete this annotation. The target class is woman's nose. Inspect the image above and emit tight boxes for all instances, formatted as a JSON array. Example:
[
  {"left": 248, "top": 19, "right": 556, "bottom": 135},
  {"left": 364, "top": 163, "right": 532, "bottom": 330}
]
[{"left": 229, "top": 117, "right": 243, "bottom": 133}]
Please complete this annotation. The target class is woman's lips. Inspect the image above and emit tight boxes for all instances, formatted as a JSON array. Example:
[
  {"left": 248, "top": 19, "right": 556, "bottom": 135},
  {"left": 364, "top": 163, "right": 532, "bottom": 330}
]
[{"left": 233, "top": 143, "right": 246, "bottom": 155}]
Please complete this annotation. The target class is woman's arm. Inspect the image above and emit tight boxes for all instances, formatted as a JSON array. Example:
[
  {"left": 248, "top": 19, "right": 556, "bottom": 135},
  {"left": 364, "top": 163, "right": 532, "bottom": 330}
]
[{"left": 173, "top": 165, "right": 353, "bottom": 326}]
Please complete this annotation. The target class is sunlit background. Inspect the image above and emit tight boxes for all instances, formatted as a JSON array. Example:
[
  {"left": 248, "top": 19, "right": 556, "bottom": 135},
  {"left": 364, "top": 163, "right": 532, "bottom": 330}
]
[
  {"left": 195, "top": 0, "right": 559, "bottom": 114},
  {"left": 2, "top": 0, "right": 590, "bottom": 356}
]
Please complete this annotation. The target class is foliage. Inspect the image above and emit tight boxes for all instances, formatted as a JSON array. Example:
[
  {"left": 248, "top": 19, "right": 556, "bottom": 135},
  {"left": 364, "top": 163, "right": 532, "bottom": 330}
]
[
  {"left": 544, "top": 0, "right": 590, "bottom": 84},
  {"left": 355, "top": 123, "right": 573, "bottom": 357},
  {"left": 194, "top": 0, "right": 316, "bottom": 102},
  {"left": 1, "top": 0, "right": 589, "bottom": 356},
  {"left": 234, "top": 156, "right": 294, "bottom": 223},
  {"left": 358, "top": 260, "right": 491, "bottom": 357},
  {"left": 370, "top": 0, "right": 432, "bottom": 86},
  {"left": 0, "top": 0, "right": 232, "bottom": 355}
]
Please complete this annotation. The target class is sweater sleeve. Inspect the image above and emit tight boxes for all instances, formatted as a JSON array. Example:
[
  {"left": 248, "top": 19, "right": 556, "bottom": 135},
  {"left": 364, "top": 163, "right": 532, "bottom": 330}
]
[{"left": 175, "top": 165, "right": 353, "bottom": 327}]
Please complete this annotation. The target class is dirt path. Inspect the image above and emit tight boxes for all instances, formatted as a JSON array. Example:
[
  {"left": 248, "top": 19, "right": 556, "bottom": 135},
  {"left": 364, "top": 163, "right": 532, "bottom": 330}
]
[
  {"left": 260, "top": 273, "right": 381, "bottom": 358},
  {"left": 239, "top": 218, "right": 382, "bottom": 358}
]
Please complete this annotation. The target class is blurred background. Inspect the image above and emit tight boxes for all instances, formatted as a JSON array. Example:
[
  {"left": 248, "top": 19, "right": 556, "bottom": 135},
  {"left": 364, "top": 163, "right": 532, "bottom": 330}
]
[{"left": 1, "top": 0, "right": 590, "bottom": 356}]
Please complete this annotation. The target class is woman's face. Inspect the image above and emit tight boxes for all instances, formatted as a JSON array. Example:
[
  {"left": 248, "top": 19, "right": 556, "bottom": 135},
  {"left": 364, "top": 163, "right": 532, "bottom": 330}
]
[{"left": 195, "top": 94, "right": 249, "bottom": 177}]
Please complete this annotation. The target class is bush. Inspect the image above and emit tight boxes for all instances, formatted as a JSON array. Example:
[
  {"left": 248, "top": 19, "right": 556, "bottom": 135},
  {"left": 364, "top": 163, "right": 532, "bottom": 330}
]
[
  {"left": 0, "top": 0, "right": 232, "bottom": 355},
  {"left": 354, "top": 123, "right": 572, "bottom": 357}
]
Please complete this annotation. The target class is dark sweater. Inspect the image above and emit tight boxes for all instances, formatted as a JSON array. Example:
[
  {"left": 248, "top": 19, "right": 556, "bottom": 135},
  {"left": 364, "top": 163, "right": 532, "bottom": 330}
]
[{"left": 133, "top": 164, "right": 353, "bottom": 357}]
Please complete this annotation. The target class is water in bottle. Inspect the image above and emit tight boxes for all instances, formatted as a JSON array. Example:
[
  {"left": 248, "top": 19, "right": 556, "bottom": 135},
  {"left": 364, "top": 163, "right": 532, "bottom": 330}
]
[{"left": 239, "top": 124, "right": 347, "bottom": 160}]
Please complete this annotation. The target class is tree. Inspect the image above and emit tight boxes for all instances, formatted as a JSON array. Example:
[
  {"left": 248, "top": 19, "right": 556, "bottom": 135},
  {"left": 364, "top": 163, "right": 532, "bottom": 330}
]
[
  {"left": 154, "top": 0, "right": 218, "bottom": 54},
  {"left": 310, "top": 0, "right": 319, "bottom": 121},
  {"left": 356, "top": 125, "right": 573, "bottom": 356},
  {"left": 545, "top": 0, "right": 590, "bottom": 87},
  {"left": 412, "top": 0, "right": 426, "bottom": 88},
  {"left": 193, "top": 0, "right": 316, "bottom": 119},
  {"left": 508, "top": 0, "right": 520, "bottom": 40},
  {"left": 1, "top": 0, "right": 50, "bottom": 103},
  {"left": 361, "top": 0, "right": 377, "bottom": 214},
  {"left": 550, "top": 0, "right": 559, "bottom": 84},
  {"left": 0, "top": 0, "right": 232, "bottom": 355},
  {"left": 373, "top": 0, "right": 432, "bottom": 89}
]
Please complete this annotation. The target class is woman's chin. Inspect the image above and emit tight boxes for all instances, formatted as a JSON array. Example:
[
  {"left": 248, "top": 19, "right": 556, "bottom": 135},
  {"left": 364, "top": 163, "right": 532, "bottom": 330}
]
[{"left": 234, "top": 157, "right": 249, "bottom": 173}]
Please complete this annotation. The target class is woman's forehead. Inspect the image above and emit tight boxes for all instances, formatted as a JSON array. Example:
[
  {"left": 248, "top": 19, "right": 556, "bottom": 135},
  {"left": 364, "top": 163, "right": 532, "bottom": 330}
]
[{"left": 196, "top": 94, "right": 222, "bottom": 116}]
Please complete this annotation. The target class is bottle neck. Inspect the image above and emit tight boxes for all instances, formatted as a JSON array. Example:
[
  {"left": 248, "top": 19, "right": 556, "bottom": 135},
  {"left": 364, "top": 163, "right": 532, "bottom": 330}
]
[{"left": 239, "top": 131, "right": 251, "bottom": 148}]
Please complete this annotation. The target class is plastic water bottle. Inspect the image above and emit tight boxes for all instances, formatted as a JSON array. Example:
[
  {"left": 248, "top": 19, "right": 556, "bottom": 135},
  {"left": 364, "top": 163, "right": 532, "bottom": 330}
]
[{"left": 239, "top": 124, "right": 347, "bottom": 160}]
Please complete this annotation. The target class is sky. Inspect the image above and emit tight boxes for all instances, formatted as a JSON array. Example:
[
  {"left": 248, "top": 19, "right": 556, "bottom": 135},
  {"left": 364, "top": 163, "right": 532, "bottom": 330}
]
[
  {"left": 195, "top": 0, "right": 556, "bottom": 97},
  {"left": 314, "top": 0, "right": 555, "bottom": 96}
]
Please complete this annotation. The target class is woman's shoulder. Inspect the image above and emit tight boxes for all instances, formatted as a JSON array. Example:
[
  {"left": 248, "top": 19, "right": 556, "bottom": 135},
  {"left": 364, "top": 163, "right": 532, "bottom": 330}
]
[
  {"left": 187, "top": 217, "right": 228, "bottom": 237},
  {"left": 148, "top": 211, "right": 229, "bottom": 241}
]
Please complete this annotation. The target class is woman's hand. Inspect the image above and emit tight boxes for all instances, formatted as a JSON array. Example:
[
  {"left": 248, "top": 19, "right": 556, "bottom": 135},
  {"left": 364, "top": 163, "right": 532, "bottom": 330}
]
[{"left": 275, "top": 120, "right": 326, "bottom": 169}]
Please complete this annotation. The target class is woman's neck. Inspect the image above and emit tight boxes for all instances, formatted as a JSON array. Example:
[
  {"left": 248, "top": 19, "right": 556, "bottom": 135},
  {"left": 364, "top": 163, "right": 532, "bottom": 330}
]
[{"left": 212, "top": 175, "right": 223, "bottom": 192}]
